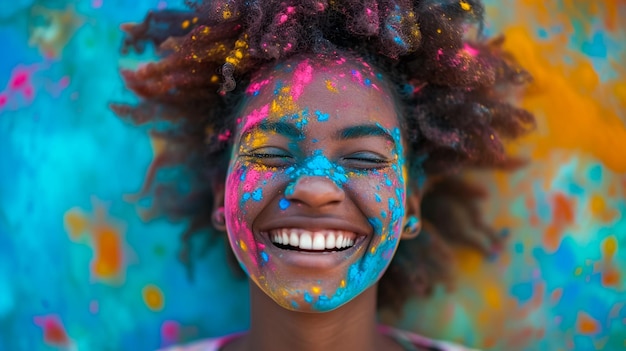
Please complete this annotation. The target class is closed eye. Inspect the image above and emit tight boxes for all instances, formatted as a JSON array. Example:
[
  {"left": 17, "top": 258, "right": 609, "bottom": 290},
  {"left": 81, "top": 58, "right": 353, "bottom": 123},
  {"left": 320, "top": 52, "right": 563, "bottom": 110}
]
[
  {"left": 342, "top": 152, "right": 391, "bottom": 169},
  {"left": 240, "top": 147, "right": 294, "bottom": 167}
]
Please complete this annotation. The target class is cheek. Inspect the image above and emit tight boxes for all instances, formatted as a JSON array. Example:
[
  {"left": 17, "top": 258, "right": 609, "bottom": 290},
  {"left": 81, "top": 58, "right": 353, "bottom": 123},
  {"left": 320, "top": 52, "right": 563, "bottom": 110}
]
[
  {"left": 225, "top": 161, "right": 284, "bottom": 222},
  {"left": 353, "top": 169, "right": 405, "bottom": 225}
]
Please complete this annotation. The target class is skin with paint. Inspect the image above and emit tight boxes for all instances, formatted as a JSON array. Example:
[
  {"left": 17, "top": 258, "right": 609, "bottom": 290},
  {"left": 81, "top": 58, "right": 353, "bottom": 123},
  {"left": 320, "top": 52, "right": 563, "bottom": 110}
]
[{"left": 218, "top": 55, "right": 419, "bottom": 351}]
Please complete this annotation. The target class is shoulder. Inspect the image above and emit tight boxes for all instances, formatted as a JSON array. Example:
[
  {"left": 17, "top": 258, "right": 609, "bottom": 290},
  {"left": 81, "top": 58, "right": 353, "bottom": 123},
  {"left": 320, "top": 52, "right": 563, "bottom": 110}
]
[
  {"left": 157, "top": 332, "right": 243, "bottom": 351},
  {"left": 378, "top": 325, "right": 482, "bottom": 351}
]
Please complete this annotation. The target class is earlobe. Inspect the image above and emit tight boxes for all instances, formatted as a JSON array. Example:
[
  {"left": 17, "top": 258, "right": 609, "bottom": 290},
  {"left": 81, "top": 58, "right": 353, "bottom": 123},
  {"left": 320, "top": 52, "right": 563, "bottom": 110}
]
[
  {"left": 211, "top": 182, "right": 227, "bottom": 232},
  {"left": 401, "top": 186, "right": 422, "bottom": 240},
  {"left": 401, "top": 215, "right": 421, "bottom": 239},
  {"left": 211, "top": 207, "right": 227, "bottom": 231}
]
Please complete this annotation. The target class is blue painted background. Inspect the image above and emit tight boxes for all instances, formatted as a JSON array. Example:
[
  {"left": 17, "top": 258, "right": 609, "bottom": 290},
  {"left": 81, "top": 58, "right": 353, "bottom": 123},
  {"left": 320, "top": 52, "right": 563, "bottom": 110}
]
[{"left": 1, "top": 1, "right": 625, "bottom": 350}]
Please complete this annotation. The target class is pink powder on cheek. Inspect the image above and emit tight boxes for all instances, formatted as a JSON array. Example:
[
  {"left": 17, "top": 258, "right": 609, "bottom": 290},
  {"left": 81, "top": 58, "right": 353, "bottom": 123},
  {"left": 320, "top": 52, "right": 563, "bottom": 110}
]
[
  {"left": 291, "top": 61, "right": 314, "bottom": 101},
  {"left": 242, "top": 104, "right": 269, "bottom": 131},
  {"left": 242, "top": 169, "right": 262, "bottom": 192}
]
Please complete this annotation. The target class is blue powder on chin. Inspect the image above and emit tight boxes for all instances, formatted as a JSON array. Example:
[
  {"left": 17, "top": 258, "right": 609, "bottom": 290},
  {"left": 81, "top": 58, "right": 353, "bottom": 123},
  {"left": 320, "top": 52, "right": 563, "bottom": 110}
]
[{"left": 279, "top": 198, "right": 290, "bottom": 210}]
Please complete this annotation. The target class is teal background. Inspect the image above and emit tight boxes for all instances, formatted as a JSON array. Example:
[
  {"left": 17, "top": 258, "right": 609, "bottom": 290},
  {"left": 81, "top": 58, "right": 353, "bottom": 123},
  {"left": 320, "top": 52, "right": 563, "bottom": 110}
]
[{"left": 1, "top": 1, "right": 625, "bottom": 350}]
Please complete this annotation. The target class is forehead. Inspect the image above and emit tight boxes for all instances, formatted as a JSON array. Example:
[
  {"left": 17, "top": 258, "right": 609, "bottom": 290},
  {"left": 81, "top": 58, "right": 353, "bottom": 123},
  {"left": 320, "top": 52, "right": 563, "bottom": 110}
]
[{"left": 236, "top": 55, "right": 400, "bottom": 134}]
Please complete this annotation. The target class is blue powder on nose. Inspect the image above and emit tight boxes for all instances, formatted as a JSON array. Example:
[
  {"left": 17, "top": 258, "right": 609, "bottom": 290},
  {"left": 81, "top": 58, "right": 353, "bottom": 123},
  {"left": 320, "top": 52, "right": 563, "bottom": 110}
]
[
  {"left": 375, "top": 194, "right": 381, "bottom": 202},
  {"left": 279, "top": 198, "right": 290, "bottom": 210},
  {"left": 315, "top": 110, "right": 329, "bottom": 121},
  {"left": 304, "top": 292, "right": 313, "bottom": 304}
]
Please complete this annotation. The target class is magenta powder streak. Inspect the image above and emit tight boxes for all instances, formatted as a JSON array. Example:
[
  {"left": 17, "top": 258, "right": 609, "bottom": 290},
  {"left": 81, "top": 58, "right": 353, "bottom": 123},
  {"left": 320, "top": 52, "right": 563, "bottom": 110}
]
[
  {"left": 291, "top": 60, "right": 314, "bottom": 101},
  {"left": 242, "top": 104, "right": 269, "bottom": 132}
]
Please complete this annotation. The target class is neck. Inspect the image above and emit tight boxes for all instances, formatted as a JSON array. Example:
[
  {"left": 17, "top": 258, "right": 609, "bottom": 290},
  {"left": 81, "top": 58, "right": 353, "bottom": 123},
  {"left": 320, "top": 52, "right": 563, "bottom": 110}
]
[{"left": 231, "top": 283, "right": 398, "bottom": 351}]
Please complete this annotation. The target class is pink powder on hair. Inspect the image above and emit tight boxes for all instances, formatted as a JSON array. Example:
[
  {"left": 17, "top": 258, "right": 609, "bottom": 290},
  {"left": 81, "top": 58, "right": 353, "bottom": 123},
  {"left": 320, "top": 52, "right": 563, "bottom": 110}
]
[
  {"left": 291, "top": 61, "right": 314, "bottom": 101},
  {"left": 463, "top": 43, "right": 479, "bottom": 57},
  {"left": 218, "top": 130, "right": 231, "bottom": 141},
  {"left": 278, "top": 14, "right": 288, "bottom": 24},
  {"left": 246, "top": 79, "right": 271, "bottom": 96},
  {"left": 437, "top": 48, "right": 444, "bottom": 60},
  {"left": 242, "top": 104, "right": 269, "bottom": 131}
]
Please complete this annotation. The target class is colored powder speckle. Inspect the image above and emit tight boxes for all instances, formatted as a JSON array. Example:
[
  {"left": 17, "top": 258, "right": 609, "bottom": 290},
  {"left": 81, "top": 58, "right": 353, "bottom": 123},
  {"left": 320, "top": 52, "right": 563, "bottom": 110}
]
[
  {"left": 589, "top": 164, "right": 603, "bottom": 182},
  {"left": 246, "top": 79, "right": 271, "bottom": 96},
  {"left": 279, "top": 198, "right": 290, "bottom": 210},
  {"left": 601, "top": 236, "right": 617, "bottom": 259},
  {"left": 303, "top": 292, "right": 313, "bottom": 304},
  {"left": 260, "top": 251, "right": 269, "bottom": 263},
  {"left": 242, "top": 104, "right": 270, "bottom": 132},
  {"left": 64, "top": 208, "right": 89, "bottom": 240},
  {"left": 161, "top": 320, "right": 180, "bottom": 343},
  {"left": 33, "top": 315, "right": 70, "bottom": 346},
  {"left": 91, "top": 225, "right": 123, "bottom": 279},
  {"left": 576, "top": 311, "right": 600, "bottom": 334},
  {"left": 252, "top": 188, "right": 263, "bottom": 201},
  {"left": 143, "top": 284, "right": 164, "bottom": 311},
  {"left": 291, "top": 60, "right": 313, "bottom": 101},
  {"left": 315, "top": 110, "right": 329, "bottom": 121},
  {"left": 325, "top": 79, "right": 338, "bottom": 93}
]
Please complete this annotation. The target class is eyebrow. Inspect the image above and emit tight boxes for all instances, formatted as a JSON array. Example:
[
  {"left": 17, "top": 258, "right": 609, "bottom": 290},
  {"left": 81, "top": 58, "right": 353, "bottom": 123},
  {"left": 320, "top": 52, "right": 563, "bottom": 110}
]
[
  {"left": 243, "top": 121, "right": 304, "bottom": 140},
  {"left": 336, "top": 124, "right": 395, "bottom": 144}
]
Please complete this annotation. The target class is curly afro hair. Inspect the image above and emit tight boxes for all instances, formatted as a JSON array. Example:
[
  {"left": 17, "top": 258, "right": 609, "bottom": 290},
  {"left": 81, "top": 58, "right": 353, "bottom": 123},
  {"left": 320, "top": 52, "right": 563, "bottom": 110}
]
[{"left": 112, "top": 0, "right": 534, "bottom": 312}]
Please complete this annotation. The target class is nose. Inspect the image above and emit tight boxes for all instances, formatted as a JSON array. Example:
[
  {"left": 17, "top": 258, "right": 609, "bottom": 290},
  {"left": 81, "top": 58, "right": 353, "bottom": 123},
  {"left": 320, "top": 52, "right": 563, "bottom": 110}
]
[{"left": 285, "top": 176, "right": 345, "bottom": 208}]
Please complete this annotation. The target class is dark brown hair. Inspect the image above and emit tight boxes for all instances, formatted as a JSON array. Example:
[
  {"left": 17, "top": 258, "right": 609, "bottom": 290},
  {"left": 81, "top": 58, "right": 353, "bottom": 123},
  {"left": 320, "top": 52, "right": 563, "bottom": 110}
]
[{"left": 113, "top": 0, "right": 534, "bottom": 312}]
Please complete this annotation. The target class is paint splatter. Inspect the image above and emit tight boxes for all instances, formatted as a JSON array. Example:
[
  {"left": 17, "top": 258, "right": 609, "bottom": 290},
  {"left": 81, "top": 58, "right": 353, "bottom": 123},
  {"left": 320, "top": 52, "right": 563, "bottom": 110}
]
[
  {"left": 143, "top": 284, "right": 164, "bottom": 311},
  {"left": 63, "top": 200, "right": 127, "bottom": 284},
  {"left": 33, "top": 315, "right": 71, "bottom": 347}
]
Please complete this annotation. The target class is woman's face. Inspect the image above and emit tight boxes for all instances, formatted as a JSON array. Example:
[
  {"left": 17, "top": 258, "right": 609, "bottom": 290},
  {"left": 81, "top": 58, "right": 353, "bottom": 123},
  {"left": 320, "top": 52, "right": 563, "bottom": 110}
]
[{"left": 224, "top": 55, "right": 408, "bottom": 312}]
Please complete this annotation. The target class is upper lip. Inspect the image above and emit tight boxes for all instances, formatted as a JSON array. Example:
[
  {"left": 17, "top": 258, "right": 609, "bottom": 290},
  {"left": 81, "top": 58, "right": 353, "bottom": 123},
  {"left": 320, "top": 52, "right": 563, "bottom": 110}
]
[{"left": 257, "top": 216, "right": 371, "bottom": 238}]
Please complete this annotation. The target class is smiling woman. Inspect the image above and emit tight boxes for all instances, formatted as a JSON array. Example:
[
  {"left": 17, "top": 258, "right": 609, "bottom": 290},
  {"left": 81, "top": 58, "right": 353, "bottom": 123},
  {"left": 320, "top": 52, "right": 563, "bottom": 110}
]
[
  {"left": 225, "top": 56, "right": 408, "bottom": 313},
  {"left": 112, "top": 1, "right": 534, "bottom": 350}
]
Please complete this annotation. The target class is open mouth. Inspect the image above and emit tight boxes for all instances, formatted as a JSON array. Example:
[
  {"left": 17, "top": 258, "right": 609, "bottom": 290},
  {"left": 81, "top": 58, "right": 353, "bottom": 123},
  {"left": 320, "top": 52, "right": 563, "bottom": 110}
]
[{"left": 268, "top": 228, "right": 357, "bottom": 252}]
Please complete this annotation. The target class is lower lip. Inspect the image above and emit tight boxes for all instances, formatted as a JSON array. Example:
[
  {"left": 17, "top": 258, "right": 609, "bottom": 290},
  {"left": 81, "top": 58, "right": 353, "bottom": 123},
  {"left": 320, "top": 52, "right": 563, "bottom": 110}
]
[{"left": 262, "top": 235, "right": 366, "bottom": 269}]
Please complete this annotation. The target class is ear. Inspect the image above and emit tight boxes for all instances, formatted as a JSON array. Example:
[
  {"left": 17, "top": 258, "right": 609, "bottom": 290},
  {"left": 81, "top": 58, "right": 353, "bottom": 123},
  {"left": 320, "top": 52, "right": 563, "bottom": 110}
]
[
  {"left": 211, "top": 181, "right": 227, "bottom": 232},
  {"left": 401, "top": 186, "right": 422, "bottom": 240}
]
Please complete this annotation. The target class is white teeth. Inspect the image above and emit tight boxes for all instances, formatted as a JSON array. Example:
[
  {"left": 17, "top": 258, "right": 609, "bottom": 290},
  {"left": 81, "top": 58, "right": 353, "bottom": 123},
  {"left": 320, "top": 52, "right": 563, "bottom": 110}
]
[
  {"left": 312, "top": 234, "right": 326, "bottom": 250},
  {"left": 282, "top": 231, "right": 289, "bottom": 246},
  {"left": 289, "top": 230, "right": 299, "bottom": 246},
  {"left": 336, "top": 233, "right": 344, "bottom": 248},
  {"left": 269, "top": 229, "right": 357, "bottom": 251},
  {"left": 299, "top": 232, "right": 312, "bottom": 250},
  {"left": 325, "top": 233, "right": 335, "bottom": 249}
]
